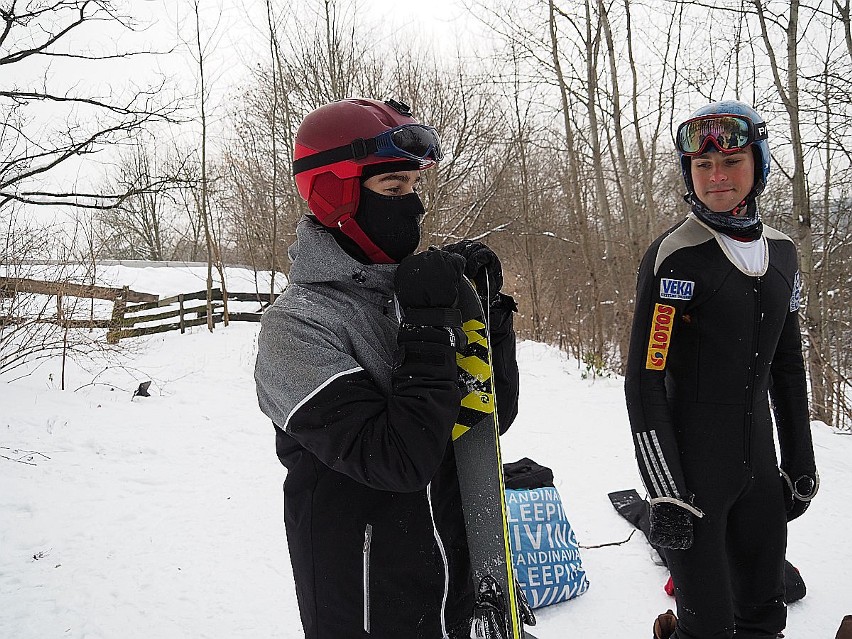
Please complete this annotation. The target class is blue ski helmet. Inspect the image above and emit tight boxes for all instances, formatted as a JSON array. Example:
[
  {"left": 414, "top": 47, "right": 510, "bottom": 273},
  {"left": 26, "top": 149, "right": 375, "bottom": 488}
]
[{"left": 677, "top": 100, "right": 770, "bottom": 233}]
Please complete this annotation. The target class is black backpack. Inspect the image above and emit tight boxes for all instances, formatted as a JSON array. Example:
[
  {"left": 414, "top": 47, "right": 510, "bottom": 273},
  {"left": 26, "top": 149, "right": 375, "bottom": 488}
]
[{"left": 503, "top": 457, "right": 554, "bottom": 490}]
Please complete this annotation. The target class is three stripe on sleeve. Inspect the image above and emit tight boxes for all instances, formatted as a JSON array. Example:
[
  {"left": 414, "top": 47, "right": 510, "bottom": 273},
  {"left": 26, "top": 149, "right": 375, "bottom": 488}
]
[{"left": 635, "top": 430, "right": 678, "bottom": 499}]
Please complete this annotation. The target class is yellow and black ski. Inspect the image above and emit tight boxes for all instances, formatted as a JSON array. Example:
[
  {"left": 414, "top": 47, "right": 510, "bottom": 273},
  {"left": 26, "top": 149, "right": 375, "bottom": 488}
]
[{"left": 453, "top": 278, "right": 536, "bottom": 639}]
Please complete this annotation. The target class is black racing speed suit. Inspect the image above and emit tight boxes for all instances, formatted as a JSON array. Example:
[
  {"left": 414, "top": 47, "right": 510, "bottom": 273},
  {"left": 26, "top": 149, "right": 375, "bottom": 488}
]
[{"left": 625, "top": 215, "right": 816, "bottom": 639}]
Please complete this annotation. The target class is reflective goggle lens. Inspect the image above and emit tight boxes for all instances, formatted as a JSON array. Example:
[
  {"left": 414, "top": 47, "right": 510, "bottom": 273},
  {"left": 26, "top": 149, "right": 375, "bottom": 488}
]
[
  {"left": 376, "top": 124, "right": 443, "bottom": 163},
  {"left": 676, "top": 115, "right": 756, "bottom": 155}
]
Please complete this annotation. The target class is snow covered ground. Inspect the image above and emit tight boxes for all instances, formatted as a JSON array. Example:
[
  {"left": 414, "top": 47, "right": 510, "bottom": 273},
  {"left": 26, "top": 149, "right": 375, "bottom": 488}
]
[{"left": 1, "top": 265, "right": 850, "bottom": 638}]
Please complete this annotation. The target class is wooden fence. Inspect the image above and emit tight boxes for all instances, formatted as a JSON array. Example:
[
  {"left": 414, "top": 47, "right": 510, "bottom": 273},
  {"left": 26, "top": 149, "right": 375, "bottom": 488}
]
[
  {"left": 106, "top": 288, "right": 278, "bottom": 343},
  {"left": 0, "top": 276, "right": 157, "bottom": 303},
  {"left": 0, "top": 277, "right": 278, "bottom": 344}
]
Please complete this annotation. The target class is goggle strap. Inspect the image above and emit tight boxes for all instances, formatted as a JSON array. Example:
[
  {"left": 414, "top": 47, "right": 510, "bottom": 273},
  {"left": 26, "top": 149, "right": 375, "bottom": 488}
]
[{"left": 293, "top": 137, "right": 381, "bottom": 176}]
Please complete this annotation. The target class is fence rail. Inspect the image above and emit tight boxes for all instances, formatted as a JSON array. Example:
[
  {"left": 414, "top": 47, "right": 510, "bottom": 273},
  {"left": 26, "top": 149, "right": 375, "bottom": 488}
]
[
  {"left": 0, "top": 277, "right": 157, "bottom": 303},
  {"left": 105, "top": 288, "right": 276, "bottom": 343},
  {"left": 1, "top": 277, "right": 279, "bottom": 343}
]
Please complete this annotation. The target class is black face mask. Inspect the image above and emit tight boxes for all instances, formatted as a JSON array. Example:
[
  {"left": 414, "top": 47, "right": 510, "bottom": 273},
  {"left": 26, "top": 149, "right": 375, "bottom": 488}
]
[{"left": 332, "top": 186, "right": 424, "bottom": 264}]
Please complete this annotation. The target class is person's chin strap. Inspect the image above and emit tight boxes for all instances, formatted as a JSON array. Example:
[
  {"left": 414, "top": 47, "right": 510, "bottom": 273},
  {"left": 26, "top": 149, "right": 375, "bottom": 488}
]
[
  {"left": 307, "top": 177, "right": 395, "bottom": 264},
  {"left": 337, "top": 214, "right": 395, "bottom": 264}
]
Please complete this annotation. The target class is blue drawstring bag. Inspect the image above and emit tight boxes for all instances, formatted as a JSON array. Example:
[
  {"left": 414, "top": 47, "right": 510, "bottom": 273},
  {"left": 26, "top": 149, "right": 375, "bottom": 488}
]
[{"left": 504, "top": 459, "right": 590, "bottom": 608}]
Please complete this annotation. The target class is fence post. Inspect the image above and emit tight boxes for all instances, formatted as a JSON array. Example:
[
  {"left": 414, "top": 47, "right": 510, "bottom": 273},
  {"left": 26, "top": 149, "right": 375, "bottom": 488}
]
[
  {"left": 179, "top": 293, "right": 186, "bottom": 334},
  {"left": 107, "top": 286, "right": 128, "bottom": 345}
]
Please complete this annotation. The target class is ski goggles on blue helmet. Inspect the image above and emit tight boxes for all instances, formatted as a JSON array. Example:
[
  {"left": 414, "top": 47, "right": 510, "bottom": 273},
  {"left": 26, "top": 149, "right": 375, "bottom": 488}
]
[
  {"left": 293, "top": 123, "right": 442, "bottom": 176},
  {"left": 675, "top": 114, "right": 767, "bottom": 156}
]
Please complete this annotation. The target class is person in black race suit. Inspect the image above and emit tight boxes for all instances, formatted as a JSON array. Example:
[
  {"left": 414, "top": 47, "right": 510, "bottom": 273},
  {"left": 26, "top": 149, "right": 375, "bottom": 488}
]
[{"left": 625, "top": 100, "right": 818, "bottom": 639}]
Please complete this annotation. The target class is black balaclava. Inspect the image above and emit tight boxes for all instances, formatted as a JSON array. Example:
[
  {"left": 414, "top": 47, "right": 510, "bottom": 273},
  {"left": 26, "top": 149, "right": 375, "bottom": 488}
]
[{"left": 329, "top": 160, "right": 425, "bottom": 264}]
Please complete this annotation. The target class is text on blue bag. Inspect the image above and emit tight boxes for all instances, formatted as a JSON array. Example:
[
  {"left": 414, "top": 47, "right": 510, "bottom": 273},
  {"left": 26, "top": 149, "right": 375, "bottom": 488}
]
[{"left": 506, "top": 486, "right": 590, "bottom": 608}]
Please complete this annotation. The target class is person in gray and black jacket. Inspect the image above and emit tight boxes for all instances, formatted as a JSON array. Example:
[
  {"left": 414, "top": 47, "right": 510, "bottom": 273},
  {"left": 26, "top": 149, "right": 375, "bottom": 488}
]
[{"left": 254, "top": 98, "right": 519, "bottom": 639}]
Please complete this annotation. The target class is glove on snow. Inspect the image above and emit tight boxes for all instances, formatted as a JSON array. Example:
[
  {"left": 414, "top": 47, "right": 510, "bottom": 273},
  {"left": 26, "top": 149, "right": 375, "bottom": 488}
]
[
  {"left": 394, "top": 250, "right": 466, "bottom": 351},
  {"left": 781, "top": 468, "right": 819, "bottom": 522},
  {"left": 649, "top": 500, "right": 698, "bottom": 551},
  {"left": 441, "top": 240, "right": 504, "bottom": 306}
]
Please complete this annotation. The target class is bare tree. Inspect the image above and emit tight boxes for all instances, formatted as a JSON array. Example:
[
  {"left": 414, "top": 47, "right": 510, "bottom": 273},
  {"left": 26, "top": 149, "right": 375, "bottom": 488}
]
[
  {"left": 752, "top": 0, "right": 830, "bottom": 422},
  {"left": 0, "top": 210, "right": 119, "bottom": 380},
  {"left": 95, "top": 136, "right": 191, "bottom": 260},
  {"left": 184, "top": 0, "right": 230, "bottom": 330},
  {"left": 0, "top": 1, "right": 178, "bottom": 212},
  {"left": 1, "top": 1, "right": 179, "bottom": 375}
]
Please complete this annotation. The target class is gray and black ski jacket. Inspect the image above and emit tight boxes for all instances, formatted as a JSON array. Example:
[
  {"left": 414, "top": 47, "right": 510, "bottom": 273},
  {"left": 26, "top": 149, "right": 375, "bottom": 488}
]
[{"left": 255, "top": 218, "right": 519, "bottom": 639}]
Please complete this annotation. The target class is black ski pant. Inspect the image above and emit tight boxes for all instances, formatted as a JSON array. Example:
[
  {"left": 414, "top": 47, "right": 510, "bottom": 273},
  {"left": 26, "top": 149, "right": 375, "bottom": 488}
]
[
  {"left": 448, "top": 617, "right": 474, "bottom": 639},
  {"left": 667, "top": 416, "right": 787, "bottom": 638}
]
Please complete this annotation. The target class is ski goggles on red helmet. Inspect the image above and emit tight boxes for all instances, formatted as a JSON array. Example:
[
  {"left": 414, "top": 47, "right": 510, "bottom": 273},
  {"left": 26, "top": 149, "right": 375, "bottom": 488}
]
[
  {"left": 293, "top": 124, "right": 442, "bottom": 176},
  {"left": 675, "top": 114, "right": 767, "bottom": 156}
]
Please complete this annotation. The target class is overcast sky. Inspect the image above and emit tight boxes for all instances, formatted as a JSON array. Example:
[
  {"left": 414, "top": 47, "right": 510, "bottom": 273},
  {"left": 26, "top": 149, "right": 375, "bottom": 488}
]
[{"left": 152, "top": 0, "right": 486, "bottom": 96}]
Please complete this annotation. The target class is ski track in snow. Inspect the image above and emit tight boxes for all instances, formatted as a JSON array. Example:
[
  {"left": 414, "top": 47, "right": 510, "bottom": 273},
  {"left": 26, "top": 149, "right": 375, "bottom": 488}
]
[{"left": 1, "top": 265, "right": 850, "bottom": 638}]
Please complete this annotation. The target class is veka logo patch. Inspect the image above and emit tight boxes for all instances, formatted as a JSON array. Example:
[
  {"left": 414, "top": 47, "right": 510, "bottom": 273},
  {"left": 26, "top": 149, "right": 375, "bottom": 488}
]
[
  {"left": 660, "top": 278, "right": 694, "bottom": 300},
  {"left": 646, "top": 304, "right": 675, "bottom": 370}
]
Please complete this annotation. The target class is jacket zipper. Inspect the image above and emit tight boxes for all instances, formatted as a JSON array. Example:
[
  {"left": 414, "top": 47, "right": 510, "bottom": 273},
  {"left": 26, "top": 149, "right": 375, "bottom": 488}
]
[
  {"left": 745, "top": 277, "right": 762, "bottom": 468},
  {"left": 426, "top": 482, "right": 449, "bottom": 638},
  {"left": 363, "top": 523, "right": 373, "bottom": 633}
]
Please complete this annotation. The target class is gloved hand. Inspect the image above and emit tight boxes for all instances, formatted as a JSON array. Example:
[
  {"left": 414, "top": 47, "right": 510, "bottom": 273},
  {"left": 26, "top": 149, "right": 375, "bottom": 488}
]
[
  {"left": 441, "top": 240, "right": 504, "bottom": 304},
  {"left": 781, "top": 468, "right": 818, "bottom": 522},
  {"left": 395, "top": 249, "right": 466, "bottom": 311},
  {"left": 515, "top": 577, "right": 536, "bottom": 627},
  {"left": 394, "top": 250, "right": 466, "bottom": 350},
  {"left": 472, "top": 575, "right": 509, "bottom": 639},
  {"left": 649, "top": 499, "right": 702, "bottom": 551}
]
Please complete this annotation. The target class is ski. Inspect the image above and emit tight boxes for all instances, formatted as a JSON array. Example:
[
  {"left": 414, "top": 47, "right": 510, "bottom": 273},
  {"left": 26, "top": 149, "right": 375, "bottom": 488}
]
[{"left": 453, "top": 278, "right": 536, "bottom": 639}]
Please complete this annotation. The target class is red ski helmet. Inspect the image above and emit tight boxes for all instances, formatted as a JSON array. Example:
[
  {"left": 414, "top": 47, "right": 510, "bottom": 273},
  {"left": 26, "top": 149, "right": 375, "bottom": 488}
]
[{"left": 292, "top": 98, "right": 441, "bottom": 263}]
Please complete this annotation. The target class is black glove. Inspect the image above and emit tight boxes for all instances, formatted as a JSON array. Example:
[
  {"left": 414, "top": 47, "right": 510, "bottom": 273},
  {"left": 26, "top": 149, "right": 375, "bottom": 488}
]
[
  {"left": 649, "top": 500, "right": 698, "bottom": 551},
  {"left": 781, "top": 468, "right": 818, "bottom": 522},
  {"left": 394, "top": 250, "right": 466, "bottom": 350},
  {"left": 515, "top": 577, "right": 536, "bottom": 627},
  {"left": 395, "top": 249, "right": 466, "bottom": 310},
  {"left": 472, "top": 575, "right": 509, "bottom": 639},
  {"left": 442, "top": 240, "right": 504, "bottom": 304}
]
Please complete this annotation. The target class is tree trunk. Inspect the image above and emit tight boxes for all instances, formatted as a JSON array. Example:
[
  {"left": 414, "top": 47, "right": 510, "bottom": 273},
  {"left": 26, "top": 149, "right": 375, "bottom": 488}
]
[{"left": 754, "top": 0, "right": 827, "bottom": 422}]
